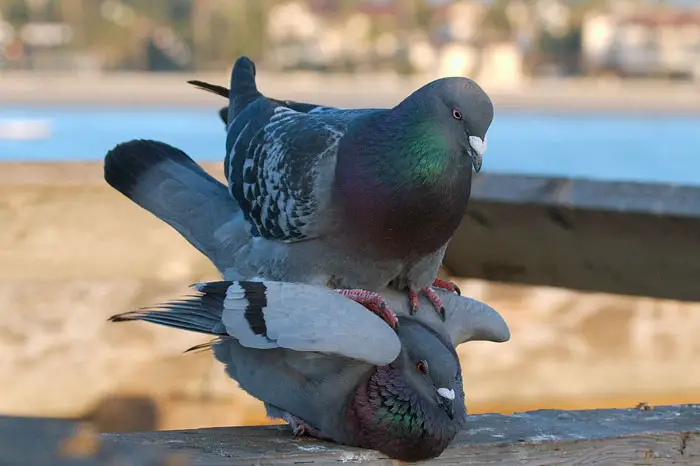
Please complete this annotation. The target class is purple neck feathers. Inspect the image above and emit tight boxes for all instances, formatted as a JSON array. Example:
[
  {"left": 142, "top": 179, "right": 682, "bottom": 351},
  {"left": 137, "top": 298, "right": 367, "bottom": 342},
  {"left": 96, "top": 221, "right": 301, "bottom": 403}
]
[{"left": 346, "top": 366, "right": 458, "bottom": 462}]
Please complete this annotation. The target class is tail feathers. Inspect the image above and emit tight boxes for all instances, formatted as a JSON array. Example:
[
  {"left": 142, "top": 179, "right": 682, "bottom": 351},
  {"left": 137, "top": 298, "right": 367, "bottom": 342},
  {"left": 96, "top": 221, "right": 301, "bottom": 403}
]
[
  {"left": 109, "top": 294, "right": 227, "bottom": 336},
  {"left": 109, "top": 280, "right": 272, "bottom": 353},
  {"left": 187, "top": 80, "right": 229, "bottom": 98},
  {"left": 187, "top": 74, "right": 322, "bottom": 126},
  {"left": 184, "top": 338, "right": 224, "bottom": 354},
  {"left": 228, "top": 56, "right": 262, "bottom": 123},
  {"left": 218, "top": 107, "right": 228, "bottom": 125},
  {"left": 186, "top": 81, "right": 230, "bottom": 125},
  {"left": 104, "top": 139, "right": 204, "bottom": 200},
  {"left": 231, "top": 56, "right": 257, "bottom": 94}
]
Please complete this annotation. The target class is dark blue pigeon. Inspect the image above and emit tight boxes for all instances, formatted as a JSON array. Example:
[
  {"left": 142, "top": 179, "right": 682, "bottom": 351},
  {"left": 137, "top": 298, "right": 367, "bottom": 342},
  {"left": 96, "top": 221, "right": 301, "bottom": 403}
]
[{"left": 186, "top": 56, "right": 494, "bottom": 320}]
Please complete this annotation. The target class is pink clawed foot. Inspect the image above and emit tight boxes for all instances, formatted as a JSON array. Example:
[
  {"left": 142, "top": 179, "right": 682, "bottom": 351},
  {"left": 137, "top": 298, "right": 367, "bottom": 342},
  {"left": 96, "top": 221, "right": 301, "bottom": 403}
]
[
  {"left": 432, "top": 278, "right": 461, "bottom": 296},
  {"left": 334, "top": 289, "right": 399, "bottom": 330},
  {"left": 409, "top": 279, "right": 460, "bottom": 321}
]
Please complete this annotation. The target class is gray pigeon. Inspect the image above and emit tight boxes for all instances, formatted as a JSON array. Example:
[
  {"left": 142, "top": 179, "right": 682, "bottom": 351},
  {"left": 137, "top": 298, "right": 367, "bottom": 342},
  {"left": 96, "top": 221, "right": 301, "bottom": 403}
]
[
  {"left": 103, "top": 138, "right": 508, "bottom": 332},
  {"left": 109, "top": 279, "right": 509, "bottom": 462},
  {"left": 183, "top": 56, "right": 494, "bottom": 319}
]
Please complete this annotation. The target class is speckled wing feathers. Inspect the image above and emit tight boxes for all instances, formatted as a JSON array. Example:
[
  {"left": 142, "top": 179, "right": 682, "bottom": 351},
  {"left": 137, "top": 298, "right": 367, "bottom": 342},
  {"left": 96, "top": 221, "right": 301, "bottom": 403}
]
[{"left": 226, "top": 104, "right": 344, "bottom": 242}]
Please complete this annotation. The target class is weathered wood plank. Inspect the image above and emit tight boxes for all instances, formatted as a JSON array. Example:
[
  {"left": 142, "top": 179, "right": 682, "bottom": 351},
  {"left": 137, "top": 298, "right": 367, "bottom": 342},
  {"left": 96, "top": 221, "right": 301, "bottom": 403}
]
[
  {"left": 0, "top": 416, "right": 194, "bottom": 466},
  {"left": 1, "top": 405, "right": 699, "bottom": 464},
  {"left": 445, "top": 174, "right": 700, "bottom": 302},
  {"left": 102, "top": 404, "right": 700, "bottom": 465}
]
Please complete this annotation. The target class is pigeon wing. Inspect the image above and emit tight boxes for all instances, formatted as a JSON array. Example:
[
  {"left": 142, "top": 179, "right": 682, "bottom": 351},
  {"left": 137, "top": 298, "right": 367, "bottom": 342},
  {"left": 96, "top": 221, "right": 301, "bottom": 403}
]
[
  {"left": 226, "top": 102, "right": 345, "bottom": 242},
  {"left": 103, "top": 139, "right": 245, "bottom": 274},
  {"left": 214, "top": 281, "right": 402, "bottom": 366},
  {"left": 112, "top": 280, "right": 402, "bottom": 366}
]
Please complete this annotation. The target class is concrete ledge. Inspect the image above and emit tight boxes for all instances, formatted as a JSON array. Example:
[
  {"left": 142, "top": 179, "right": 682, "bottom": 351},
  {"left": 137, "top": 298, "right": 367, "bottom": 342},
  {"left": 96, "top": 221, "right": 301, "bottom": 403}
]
[
  {"left": 445, "top": 173, "right": 700, "bottom": 301},
  {"left": 3, "top": 405, "right": 699, "bottom": 465}
]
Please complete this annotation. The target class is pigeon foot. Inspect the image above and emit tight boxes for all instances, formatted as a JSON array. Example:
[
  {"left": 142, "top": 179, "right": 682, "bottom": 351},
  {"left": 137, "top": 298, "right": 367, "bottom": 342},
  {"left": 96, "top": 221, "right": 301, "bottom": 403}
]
[
  {"left": 335, "top": 289, "right": 399, "bottom": 330},
  {"left": 282, "top": 412, "right": 322, "bottom": 439},
  {"left": 409, "top": 280, "right": 459, "bottom": 321},
  {"left": 432, "top": 278, "right": 461, "bottom": 296}
]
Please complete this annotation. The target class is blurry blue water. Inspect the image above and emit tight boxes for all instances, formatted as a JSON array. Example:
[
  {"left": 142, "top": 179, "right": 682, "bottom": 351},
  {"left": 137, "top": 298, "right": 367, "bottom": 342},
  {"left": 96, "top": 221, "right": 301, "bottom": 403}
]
[{"left": 0, "top": 106, "right": 698, "bottom": 186}]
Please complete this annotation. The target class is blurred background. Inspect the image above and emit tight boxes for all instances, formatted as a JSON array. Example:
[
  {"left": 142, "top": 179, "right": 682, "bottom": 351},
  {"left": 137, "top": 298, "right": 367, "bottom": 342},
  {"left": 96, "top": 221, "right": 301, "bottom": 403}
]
[{"left": 0, "top": 0, "right": 699, "bottom": 435}]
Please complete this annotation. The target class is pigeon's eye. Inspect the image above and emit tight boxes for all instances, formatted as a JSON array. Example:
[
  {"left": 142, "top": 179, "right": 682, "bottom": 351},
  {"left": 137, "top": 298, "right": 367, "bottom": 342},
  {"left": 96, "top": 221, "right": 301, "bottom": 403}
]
[
  {"left": 416, "top": 360, "right": 429, "bottom": 375},
  {"left": 451, "top": 108, "right": 463, "bottom": 120}
]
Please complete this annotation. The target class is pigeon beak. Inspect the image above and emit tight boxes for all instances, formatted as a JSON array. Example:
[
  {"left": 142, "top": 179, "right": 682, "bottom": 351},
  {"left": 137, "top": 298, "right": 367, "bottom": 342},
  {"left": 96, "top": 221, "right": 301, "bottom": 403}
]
[
  {"left": 468, "top": 136, "right": 486, "bottom": 173},
  {"left": 436, "top": 387, "right": 456, "bottom": 420},
  {"left": 437, "top": 387, "right": 455, "bottom": 400}
]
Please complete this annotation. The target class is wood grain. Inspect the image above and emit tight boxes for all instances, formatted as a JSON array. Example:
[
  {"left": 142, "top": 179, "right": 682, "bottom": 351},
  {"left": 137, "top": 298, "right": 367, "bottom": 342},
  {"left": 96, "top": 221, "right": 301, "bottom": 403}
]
[
  {"left": 2, "top": 405, "right": 699, "bottom": 464},
  {"left": 107, "top": 404, "right": 700, "bottom": 465}
]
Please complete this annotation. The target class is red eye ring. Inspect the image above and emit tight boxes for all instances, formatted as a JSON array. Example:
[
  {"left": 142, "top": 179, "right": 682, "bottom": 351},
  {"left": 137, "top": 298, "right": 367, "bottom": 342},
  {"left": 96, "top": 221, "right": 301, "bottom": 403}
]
[
  {"left": 416, "top": 360, "right": 428, "bottom": 374},
  {"left": 452, "top": 108, "right": 463, "bottom": 120}
]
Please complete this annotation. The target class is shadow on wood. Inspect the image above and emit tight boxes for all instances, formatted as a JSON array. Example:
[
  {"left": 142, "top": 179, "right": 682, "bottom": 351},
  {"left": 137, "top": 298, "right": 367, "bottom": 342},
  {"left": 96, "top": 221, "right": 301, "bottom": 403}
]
[{"left": 2, "top": 404, "right": 698, "bottom": 465}]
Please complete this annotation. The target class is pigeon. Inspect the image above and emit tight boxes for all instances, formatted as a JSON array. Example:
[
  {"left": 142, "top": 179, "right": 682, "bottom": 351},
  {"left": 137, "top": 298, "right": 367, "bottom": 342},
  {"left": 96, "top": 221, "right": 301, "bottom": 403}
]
[
  {"left": 182, "top": 56, "right": 494, "bottom": 319},
  {"left": 109, "top": 279, "right": 509, "bottom": 462},
  {"left": 103, "top": 138, "right": 507, "bottom": 329}
]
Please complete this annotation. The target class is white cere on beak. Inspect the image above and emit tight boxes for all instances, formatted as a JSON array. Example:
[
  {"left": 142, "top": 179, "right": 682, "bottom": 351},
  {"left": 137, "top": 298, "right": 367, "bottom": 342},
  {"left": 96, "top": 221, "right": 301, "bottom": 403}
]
[
  {"left": 468, "top": 136, "right": 487, "bottom": 157},
  {"left": 437, "top": 387, "right": 455, "bottom": 400}
]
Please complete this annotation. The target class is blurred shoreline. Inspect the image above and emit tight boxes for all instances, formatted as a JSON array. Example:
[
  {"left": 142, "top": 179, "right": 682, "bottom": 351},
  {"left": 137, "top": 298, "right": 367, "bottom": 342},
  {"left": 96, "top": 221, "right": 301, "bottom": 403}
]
[{"left": 1, "top": 72, "right": 700, "bottom": 113}]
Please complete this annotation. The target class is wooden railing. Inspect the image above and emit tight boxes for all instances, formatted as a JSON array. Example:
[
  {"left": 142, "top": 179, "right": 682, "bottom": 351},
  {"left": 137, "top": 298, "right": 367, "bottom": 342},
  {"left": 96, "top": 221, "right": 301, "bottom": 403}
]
[
  {"left": 445, "top": 173, "right": 700, "bottom": 301},
  {"left": 3, "top": 404, "right": 698, "bottom": 465}
]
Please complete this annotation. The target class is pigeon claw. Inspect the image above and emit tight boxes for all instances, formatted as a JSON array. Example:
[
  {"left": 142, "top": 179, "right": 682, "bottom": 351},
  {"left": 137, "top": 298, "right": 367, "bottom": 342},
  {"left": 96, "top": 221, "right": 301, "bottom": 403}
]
[
  {"left": 291, "top": 422, "right": 306, "bottom": 437},
  {"left": 282, "top": 412, "right": 307, "bottom": 437},
  {"left": 421, "top": 286, "right": 446, "bottom": 321},
  {"left": 335, "top": 289, "right": 399, "bottom": 331},
  {"left": 282, "top": 412, "right": 322, "bottom": 439},
  {"left": 432, "top": 278, "right": 461, "bottom": 296},
  {"left": 409, "top": 287, "right": 446, "bottom": 321},
  {"left": 409, "top": 290, "right": 420, "bottom": 315}
]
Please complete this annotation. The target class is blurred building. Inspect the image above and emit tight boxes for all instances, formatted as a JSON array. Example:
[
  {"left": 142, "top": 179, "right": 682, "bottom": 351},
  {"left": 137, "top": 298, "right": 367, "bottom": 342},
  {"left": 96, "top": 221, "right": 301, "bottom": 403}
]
[
  {"left": 0, "top": 0, "right": 697, "bottom": 83},
  {"left": 582, "top": 7, "right": 700, "bottom": 80},
  {"left": 263, "top": 0, "right": 523, "bottom": 86}
]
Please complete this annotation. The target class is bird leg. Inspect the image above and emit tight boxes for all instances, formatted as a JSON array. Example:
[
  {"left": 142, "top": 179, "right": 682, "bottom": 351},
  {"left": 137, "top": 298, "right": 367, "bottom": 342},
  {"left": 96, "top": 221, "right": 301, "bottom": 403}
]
[
  {"left": 409, "top": 279, "right": 461, "bottom": 321},
  {"left": 334, "top": 289, "right": 399, "bottom": 330}
]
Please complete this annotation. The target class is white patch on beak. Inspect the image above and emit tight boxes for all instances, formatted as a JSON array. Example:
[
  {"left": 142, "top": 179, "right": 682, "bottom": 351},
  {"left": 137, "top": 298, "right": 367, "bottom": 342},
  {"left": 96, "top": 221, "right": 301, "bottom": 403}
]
[
  {"left": 437, "top": 387, "right": 455, "bottom": 400},
  {"left": 468, "top": 136, "right": 486, "bottom": 157}
]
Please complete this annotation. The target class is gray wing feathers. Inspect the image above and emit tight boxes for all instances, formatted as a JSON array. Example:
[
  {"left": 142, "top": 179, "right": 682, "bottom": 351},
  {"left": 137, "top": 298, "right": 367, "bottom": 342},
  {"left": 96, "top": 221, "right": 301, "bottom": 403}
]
[
  {"left": 441, "top": 292, "right": 510, "bottom": 346},
  {"left": 372, "top": 287, "right": 511, "bottom": 346},
  {"left": 103, "top": 139, "right": 247, "bottom": 275},
  {"left": 221, "top": 281, "right": 402, "bottom": 366},
  {"left": 132, "top": 161, "right": 241, "bottom": 272}
]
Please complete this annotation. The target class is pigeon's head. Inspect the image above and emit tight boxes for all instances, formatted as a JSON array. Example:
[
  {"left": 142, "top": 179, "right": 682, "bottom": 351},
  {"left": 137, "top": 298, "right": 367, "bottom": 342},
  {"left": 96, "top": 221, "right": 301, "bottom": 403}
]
[
  {"left": 349, "top": 318, "right": 467, "bottom": 461},
  {"left": 400, "top": 77, "right": 493, "bottom": 173},
  {"left": 395, "top": 317, "right": 466, "bottom": 424}
]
